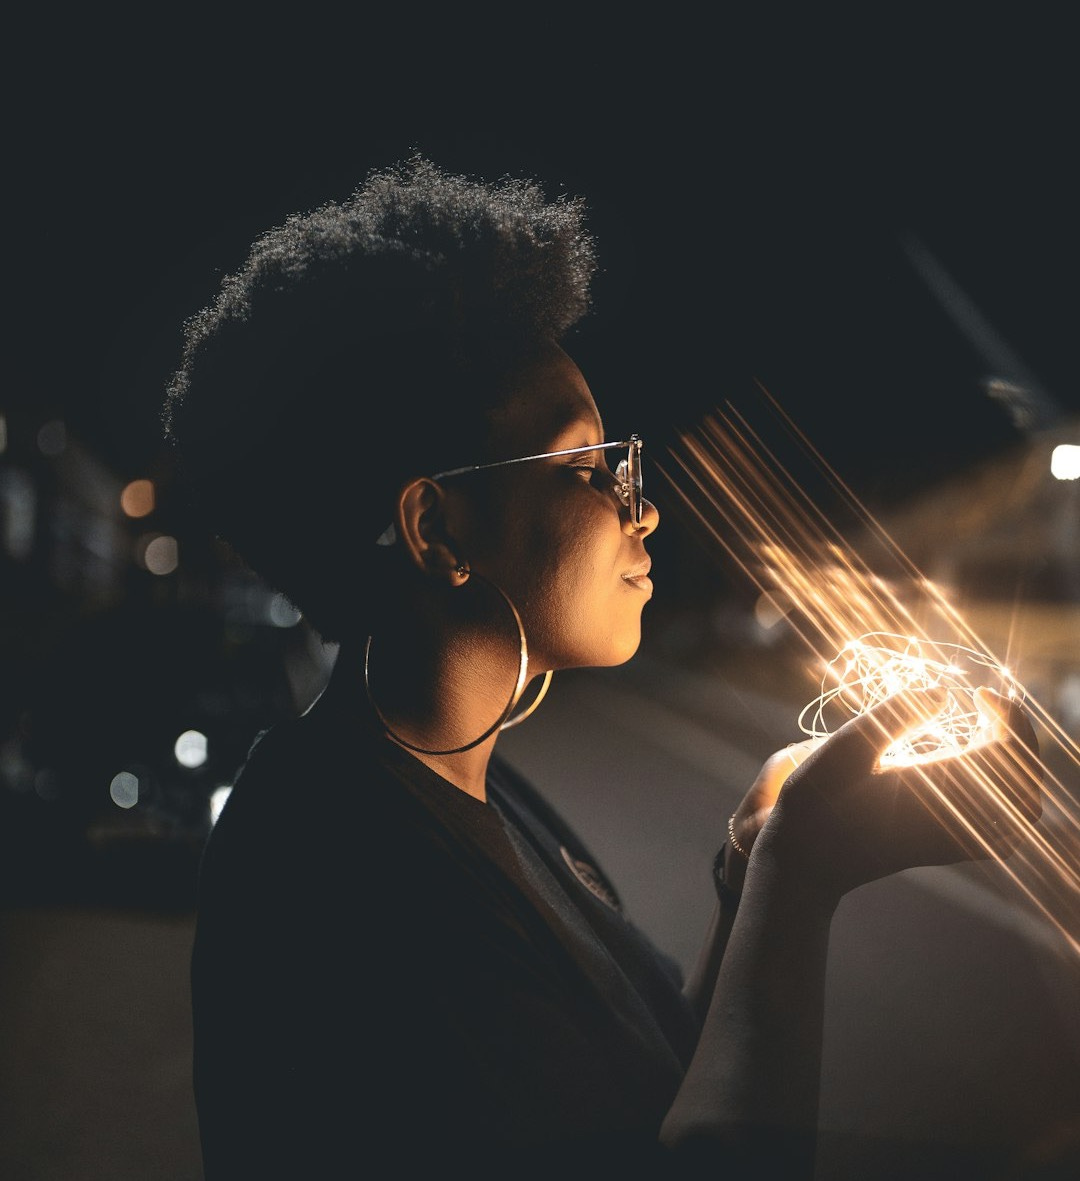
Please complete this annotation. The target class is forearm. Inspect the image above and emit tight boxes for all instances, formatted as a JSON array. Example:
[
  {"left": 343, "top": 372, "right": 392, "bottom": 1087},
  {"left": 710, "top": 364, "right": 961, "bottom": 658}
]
[
  {"left": 661, "top": 837, "right": 838, "bottom": 1177},
  {"left": 683, "top": 844, "right": 746, "bottom": 1020},
  {"left": 682, "top": 901, "right": 730, "bottom": 1021}
]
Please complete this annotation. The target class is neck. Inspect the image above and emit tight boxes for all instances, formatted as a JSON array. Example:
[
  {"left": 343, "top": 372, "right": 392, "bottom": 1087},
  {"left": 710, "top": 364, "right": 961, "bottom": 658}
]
[
  {"left": 351, "top": 632, "right": 516, "bottom": 803},
  {"left": 395, "top": 740, "right": 494, "bottom": 802}
]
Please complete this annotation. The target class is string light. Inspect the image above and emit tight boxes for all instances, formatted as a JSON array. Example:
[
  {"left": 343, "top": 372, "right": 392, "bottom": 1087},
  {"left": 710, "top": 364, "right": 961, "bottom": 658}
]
[{"left": 798, "top": 632, "right": 1024, "bottom": 767}]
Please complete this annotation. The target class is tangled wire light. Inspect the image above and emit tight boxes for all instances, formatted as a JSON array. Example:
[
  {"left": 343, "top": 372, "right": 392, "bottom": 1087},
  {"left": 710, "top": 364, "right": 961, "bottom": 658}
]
[{"left": 799, "top": 632, "right": 1024, "bottom": 767}]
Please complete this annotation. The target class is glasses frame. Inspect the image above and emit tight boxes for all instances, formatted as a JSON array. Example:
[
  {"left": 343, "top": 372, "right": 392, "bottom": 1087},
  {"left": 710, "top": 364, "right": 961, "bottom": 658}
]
[{"left": 431, "top": 434, "right": 645, "bottom": 528}]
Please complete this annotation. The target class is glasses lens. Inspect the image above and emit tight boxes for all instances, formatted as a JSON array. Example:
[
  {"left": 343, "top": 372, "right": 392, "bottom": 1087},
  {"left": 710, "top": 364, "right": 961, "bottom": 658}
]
[
  {"left": 615, "top": 437, "right": 643, "bottom": 526},
  {"left": 627, "top": 437, "right": 642, "bottom": 525}
]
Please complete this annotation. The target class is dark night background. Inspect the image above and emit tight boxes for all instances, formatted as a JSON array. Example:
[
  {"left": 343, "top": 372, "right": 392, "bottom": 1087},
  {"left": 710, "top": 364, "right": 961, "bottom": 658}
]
[
  {"left": 11, "top": 16, "right": 1078, "bottom": 487},
  {"left": 2, "top": 12, "right": 1078, "bottom": 1180},
  {"left": 9, "top": 17, "right": 1076, "bottom": 802}
]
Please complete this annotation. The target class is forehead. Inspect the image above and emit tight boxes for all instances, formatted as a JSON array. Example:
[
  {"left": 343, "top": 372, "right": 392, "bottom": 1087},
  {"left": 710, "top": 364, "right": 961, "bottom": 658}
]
[{"left": 486, "top": 343, "right": 603, "bottom": 455}]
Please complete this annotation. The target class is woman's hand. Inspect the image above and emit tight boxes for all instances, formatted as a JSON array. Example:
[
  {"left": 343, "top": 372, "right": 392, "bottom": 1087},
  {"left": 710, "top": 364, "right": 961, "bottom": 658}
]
[
  {"left": 731, "top": 686, "right": 1043, "bottom": 899},
  {"left": 724, "top": 738, "right": 821, "bottom": 891}
]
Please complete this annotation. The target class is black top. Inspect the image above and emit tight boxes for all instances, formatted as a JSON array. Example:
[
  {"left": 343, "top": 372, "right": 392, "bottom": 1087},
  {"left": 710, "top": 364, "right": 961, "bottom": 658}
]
[{"left": 191, "top": 655, "right": 700, "bottom": 1178}]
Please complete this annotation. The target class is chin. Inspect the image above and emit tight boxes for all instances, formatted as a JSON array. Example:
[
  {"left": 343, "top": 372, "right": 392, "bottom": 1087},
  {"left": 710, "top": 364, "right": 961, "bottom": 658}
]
[
  {"left": 606, "top": 628, "right": 643, "bottom": 667},
  {"left": 548, "top": 613, "right": 643, "bottom": 670}
]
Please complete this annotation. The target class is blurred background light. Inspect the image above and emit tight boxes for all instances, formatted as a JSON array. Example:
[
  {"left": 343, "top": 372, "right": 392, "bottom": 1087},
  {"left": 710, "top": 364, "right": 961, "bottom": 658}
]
[
  {"left": 209, "top": 785, "right": 232, "bottom": 826},
  {"left": 1051, "top": 444, "right": 1080, "bottom": 481},
  {"left": 1, "top": 466, "right": 36, "bottom": 560},
  {"left": 173, "top": 730, "right": 208, "bottom": 769},
  {"left": 109, "top": 770, "right": 140, "bottom": 809},
  {"left": 33, "top": 768, "right": 61, "bottom": 801},
  {"left": 268, "top": 592, "right": 302, "bottom": 628},
  {"left": 139, "top": 533, "right": 179, "bottom": 575},
  {"left": 36, "top": 419, "right": 67, "bottom": 457},
  {"left": 120, "top": 479, "right": 156, "bottom": 518}
]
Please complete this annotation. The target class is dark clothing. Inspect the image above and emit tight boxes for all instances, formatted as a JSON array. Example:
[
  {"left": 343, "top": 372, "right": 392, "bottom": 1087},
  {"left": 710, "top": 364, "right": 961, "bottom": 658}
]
[{"left": 191, "top": 656, "right": 700, "bottom": 1178}]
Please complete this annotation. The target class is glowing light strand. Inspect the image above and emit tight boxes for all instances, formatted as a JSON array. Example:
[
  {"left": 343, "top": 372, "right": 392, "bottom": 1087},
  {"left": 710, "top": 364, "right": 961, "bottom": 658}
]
[{"left": 798, "top": 632, "right": 1024, "bottom": 767}]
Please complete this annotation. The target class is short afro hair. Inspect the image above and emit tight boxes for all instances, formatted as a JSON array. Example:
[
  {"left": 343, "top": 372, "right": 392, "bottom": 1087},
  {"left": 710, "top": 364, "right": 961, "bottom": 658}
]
[{"left": 162, "top": 155, "right": 598, "bottom": 643}]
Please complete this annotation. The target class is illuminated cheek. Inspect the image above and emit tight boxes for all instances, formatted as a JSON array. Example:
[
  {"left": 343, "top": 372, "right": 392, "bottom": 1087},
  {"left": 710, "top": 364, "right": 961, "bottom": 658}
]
[{"left": 518, "top": 549, "right": 610, "bottom": 659}]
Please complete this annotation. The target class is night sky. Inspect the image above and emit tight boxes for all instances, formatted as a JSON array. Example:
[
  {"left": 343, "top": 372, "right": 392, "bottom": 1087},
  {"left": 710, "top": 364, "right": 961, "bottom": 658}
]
[{"left": 11, "top": 17, "right": 1077, "bottom": 523}]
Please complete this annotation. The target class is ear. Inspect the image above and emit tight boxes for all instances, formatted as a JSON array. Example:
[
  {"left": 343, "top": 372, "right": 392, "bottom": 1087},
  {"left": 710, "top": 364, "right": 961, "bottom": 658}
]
[{"left": 394, "top": 478, "right": 466, "bottom": 583}]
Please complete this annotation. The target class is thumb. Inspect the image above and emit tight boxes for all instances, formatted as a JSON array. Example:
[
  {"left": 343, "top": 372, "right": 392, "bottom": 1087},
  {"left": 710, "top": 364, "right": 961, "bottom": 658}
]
[
  {"left": 754, "top": 738, "right": 822, "bottom": 804},
  {"left": 974, "top": 685, "right": 1039, "bottom": 751}
]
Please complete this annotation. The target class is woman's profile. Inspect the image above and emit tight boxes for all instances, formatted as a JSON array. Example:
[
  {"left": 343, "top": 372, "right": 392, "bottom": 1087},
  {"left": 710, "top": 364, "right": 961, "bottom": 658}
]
[{"left": 161, "top": 155, "right": 1043, "bottom": 1179}]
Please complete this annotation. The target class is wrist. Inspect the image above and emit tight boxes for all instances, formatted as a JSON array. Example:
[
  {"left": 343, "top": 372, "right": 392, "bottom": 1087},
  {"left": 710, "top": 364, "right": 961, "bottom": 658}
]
[
  {"left": 727, "top": 811, "right": 751, "bottom": 861},
  {"left": 726, "top": 812, "right": 751, "bottom": 885},
  {"left": 712, "top": 847, "right": 743, "bottom": 908},
  {"left": 749, "top": 816, "right": 845, "bottom": 915},
  {"left": 713, "top": 817, "right": 750, "bottom": 906}
]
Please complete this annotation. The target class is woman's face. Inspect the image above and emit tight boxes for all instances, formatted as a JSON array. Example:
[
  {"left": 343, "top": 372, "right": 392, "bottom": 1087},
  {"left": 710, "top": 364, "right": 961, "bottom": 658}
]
[{"left": 456, "top": 343, "right": 659, "bottom": 672}]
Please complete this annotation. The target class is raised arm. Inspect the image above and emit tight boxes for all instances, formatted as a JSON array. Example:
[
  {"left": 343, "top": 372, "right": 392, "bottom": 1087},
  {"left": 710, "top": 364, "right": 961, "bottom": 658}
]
[{"left": 662, "top": 686, "right": 1043, "bottom": 1177}]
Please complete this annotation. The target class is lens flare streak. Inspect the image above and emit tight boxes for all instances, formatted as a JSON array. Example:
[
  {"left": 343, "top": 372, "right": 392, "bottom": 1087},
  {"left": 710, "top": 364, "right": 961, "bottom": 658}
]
[{"left": 660, "top": 389, "right": 1080, "bottom": 958}]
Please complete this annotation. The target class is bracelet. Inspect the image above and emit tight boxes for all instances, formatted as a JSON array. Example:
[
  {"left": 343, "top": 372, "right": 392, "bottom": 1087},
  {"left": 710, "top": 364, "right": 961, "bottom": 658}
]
[{"left": 727, "top": 813, "right": 750, "bottom": 860}]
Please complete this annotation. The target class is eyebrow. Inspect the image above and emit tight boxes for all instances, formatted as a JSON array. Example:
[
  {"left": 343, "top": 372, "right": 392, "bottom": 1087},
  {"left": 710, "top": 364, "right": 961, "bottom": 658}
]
[{"left": 549, "top": 421, "right": 604, "bottom": 451}]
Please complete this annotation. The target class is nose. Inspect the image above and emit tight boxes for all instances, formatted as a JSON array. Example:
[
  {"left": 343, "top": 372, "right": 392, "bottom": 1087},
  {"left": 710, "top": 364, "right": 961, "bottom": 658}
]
[{"left": 623, "top": 495, "right": 659, "bottom": 537}]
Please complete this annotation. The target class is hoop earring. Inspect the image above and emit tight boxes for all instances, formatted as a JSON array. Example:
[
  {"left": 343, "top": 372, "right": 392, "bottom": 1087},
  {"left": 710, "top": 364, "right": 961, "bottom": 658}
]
[{"left": 363, "top": 569, "right": 553, "bottom": 756}]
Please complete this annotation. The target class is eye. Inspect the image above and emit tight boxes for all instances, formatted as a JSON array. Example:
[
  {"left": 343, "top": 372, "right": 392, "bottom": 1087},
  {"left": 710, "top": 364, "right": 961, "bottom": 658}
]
[{"left": 567, "top": 460, "right": 599, "bottom": 483}]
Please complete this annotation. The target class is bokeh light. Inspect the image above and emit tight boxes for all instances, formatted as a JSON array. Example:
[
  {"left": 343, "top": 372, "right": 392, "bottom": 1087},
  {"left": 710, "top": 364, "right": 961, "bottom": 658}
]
[
  {"left": 139, "top": 533, "right": 179, "bottom": 575},
  {"left": 1050, "top": 444, "right": 1080, "bottom": 481},
  {"left": 209, "top": 785, "right": 232, "bottom": 825},
  {"left": 120, "top": 479, "right": 156, "bottom": 518},
  {"left": 109, "top": 770, "right": 140, "bottom": 809},
  {"left": 174, "top": 729, "right": 208, "bottom": 769},
  {"left": 36, "top": 419, "right": 67, "bottom": 457}
]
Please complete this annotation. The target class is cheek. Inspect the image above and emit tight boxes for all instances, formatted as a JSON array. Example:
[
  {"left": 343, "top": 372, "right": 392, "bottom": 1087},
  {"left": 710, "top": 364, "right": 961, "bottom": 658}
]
[
  {"left": 500, "top": 519, "right": 593, "bottom": 613},
  {"left": 472, "top": 491, "right": 635, "bottom": 665},
  {"left": 509, "top": 523, "right": 626, "bottom": 664},
  {"left": 478, "top": 492, "right": 590, "bottom": 588}
]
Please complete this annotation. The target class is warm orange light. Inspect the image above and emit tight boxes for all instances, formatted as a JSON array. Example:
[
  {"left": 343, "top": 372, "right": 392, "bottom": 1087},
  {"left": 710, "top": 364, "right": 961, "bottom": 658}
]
[{"left": 121, "top": 478, "right": 155, "bottom": 518}]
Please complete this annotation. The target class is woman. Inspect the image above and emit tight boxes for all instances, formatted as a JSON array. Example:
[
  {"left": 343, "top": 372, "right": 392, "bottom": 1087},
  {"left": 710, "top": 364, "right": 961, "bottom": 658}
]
[{"left": 162, "top": 156, "right": 1042, "bottom": 1178}]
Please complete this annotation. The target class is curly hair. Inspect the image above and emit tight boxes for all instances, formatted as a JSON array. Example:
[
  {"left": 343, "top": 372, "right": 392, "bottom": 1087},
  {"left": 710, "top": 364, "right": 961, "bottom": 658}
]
[{"left": 162, "top": 155, "right": 598, "bottom": 643}]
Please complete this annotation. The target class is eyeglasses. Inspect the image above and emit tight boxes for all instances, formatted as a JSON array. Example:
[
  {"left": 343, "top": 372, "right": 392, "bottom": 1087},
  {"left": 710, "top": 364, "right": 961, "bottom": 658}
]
[
  {"left": 377, "top": 435, "right": 644, "bottom": 545},
  {"left": 434, "top": 434, "right": 645, "bottom": 526}
]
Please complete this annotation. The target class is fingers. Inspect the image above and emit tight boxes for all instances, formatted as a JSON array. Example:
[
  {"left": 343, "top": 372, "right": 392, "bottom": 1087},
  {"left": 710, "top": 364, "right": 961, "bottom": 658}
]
[
  {"left": 732, "top": 741, "right": 824, "bottom": 862},
  {"left": 966, "top": 708, "right": 1043, "bottom": 830},
  {"left": 974, "top": 686, "right": 1040, "bottom": 754},
  {"left": 893, "top": 689, "right": 1044, "bottom": 858},
  {"left": 915, "top": 747, "right": 1042, "bottom": 858},
  {"left": 761, "top": 686, "right": 1044, "bottom": 892},
  {"left": 785, "top": 739, "right": 820, "bottom": 767},
  {"left": 747, "top": 739, "right": 823, "bottom": 811},
  {"left": 768, "top": 740, "right": 820, "bottom": 781},
  {"left": 971, "top": 688, "right": 1043, "bottom": 820}
]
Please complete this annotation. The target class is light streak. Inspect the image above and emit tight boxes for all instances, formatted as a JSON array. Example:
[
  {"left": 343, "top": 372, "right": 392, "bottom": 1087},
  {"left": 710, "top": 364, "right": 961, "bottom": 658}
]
[{"left": 659, "top": 386, "right": 1080, "bottom": 958}]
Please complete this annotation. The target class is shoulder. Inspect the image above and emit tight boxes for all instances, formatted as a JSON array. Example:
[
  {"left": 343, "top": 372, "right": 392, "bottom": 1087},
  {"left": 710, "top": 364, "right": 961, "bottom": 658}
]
[{"left": 199, "top": 705, "right": 509, "bottom": 922}]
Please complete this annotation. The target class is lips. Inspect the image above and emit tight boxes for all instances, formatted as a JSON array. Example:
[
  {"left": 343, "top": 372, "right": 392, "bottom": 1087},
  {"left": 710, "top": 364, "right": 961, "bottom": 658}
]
[{"left": 621, "top": 559, "right": 653, "bottom": 594}]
